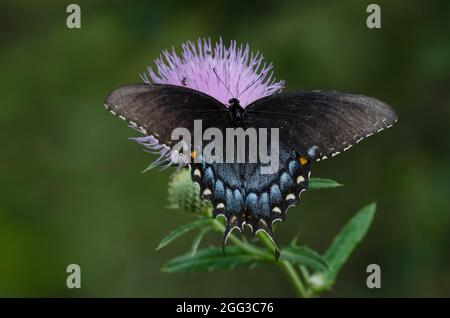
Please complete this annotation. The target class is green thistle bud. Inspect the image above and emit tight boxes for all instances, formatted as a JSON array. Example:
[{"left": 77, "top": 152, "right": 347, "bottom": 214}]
[{"left": 167, "top": 169, "right": 212, "bottom": 216}]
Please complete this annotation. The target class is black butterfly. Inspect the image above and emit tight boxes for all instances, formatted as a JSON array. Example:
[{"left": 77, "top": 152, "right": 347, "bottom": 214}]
[{"left": 105, "top": 84, "right": 397, "bottom": 254}]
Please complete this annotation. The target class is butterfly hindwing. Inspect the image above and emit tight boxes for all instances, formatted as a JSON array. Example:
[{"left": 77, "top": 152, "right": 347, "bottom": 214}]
[
  {"left": 190, "top": 141, "right": 312, "bottom": 247},
  {"left": 245, "top": 91, "right": 398, "bottom": 160}
]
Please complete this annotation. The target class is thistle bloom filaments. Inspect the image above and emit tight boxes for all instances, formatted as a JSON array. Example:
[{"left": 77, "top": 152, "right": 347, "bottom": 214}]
[
  {"left": 135, "top": 38, "right": 284, "bottom": 168},
  {"left": 142, "top": 38, "right": 284, "bottom": 107},
  {"left": 130, "top": 135, "right": 187, "bottom": 170}
]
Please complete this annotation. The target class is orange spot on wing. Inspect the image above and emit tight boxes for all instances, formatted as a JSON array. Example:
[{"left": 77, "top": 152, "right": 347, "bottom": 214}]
[{"left": 299, "top": 156, "right": 308, "bottom": 165}]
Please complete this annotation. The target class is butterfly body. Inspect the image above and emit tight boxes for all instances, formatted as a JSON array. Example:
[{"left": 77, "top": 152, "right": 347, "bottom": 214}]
[
  {"left": 105, "top": 83, "right": 397, "bottom": 250},
  {"left": 224, "top": 98, "right": 246, "bottom": 128}
]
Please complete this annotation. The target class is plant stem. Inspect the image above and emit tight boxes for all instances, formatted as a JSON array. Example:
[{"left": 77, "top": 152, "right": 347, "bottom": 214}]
[
  {"left": 211, "top": 219, "right": 270, "bottom": 259},
  {"left": 211, "top": 217, "right": 307, "bottom": 297},
  {"left": 256, "top": 231, "right": 308, "bottom": 298},
  {"left": 279, "top": 261, "right": 308, "bottom": 297}
]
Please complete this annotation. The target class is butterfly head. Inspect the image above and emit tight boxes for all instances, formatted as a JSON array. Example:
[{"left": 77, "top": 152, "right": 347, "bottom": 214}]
[
  {"left": 228, "top": 98, "right": 245, "bottom": 124},
  {"left": 228, "top": 98, "right": 241, "bottom": 107}
]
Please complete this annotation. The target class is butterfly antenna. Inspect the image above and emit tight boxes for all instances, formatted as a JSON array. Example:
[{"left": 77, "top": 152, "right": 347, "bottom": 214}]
[
  {"left": 237, "top": 73, "right": 265, "bottom": 98},
  {"left": 213, "top": 67, "right": 235, "bottom": 98}
]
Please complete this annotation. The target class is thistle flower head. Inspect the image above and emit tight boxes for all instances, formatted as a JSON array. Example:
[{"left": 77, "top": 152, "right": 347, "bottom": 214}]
[
  {"left": 136, "top": 38, "right": 284, "bottom": 169},
  {"left": 141, "top": 38, "right": 284, "bottom": 107}
]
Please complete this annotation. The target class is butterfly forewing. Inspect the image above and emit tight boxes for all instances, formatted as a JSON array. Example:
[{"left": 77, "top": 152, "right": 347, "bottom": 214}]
[
  {"left": 104, "top": 83, "right": 230, "bottom": 147},
  {"left": 244, "top": 91, "right": 397, "bottom": 160}
]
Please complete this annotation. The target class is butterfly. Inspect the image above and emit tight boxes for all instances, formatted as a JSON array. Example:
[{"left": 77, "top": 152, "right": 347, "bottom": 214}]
[{"left": 104, "top": 83, "right": 397, "bottom": 254}]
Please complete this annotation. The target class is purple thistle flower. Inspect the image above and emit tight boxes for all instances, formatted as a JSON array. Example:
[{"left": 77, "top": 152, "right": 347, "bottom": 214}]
[
  {"left": 141, "top": 38, "right": 284, "bottom": 107},
  {"left": 135, "top": 38, "right": 284, "bottom": 170},
  {"left": 130, "top": 135, "right": 188, "bottom": 171}
]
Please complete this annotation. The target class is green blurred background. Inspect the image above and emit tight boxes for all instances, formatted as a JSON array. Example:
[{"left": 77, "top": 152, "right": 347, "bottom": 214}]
[{"left": 0, "top": 0, "right": 449, "bottom": 297}]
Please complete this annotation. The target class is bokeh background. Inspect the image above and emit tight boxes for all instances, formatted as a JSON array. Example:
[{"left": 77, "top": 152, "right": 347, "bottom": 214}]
[{"left": 1, "top": 0, "right": 449, "bottom": 297}]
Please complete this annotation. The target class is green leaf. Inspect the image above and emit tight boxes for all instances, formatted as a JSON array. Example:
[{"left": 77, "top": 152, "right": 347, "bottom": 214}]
[
  {"left": 163, "top": 246, "right": 269, "bottom": 273},
  {"left": 280, "top": 244, "right": 329, "bottom": 271},
  {"left": 309, "top": 178, "right": 343, "bottom": 190},
  {"left": 156, "top": 217, "right": 212, "bottom": 250},
  {"left": 315, "top": 202, "right": 376, "bottom": 290},
  {"left": 190, "top": 227, "right": 210, "bottom": 257}
]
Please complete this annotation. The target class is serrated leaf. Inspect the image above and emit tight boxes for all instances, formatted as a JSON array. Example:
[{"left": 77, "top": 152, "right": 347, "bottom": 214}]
[
  {"left": 309, "top": 178, "right": 343, "bottom": 190},
  {"left": 156, "top": 218, "right": 212, "bottom": 250},
  {"left": 190, "top": 227, "right": 210, "bottom": 257},
  {"left": 280, "top": 244, "right": 329, "bottom": 271},
  {"left": 319, "top": 202, "right": 376, "bottom": 288},
  {"left": 162, "top": 246, "right": 269, "bottom": 273}
]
